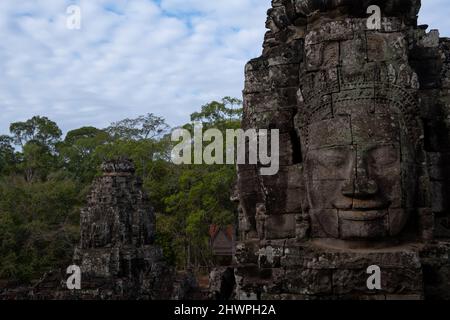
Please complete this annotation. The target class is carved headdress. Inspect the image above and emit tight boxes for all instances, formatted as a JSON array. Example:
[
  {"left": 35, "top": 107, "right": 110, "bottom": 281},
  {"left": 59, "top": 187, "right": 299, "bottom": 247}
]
[
  {"left": 296, "top": 80, "right": 422, "bottom": 151},
  {"left": 295, "top": 0, "right": 420, "bottom": 20}
]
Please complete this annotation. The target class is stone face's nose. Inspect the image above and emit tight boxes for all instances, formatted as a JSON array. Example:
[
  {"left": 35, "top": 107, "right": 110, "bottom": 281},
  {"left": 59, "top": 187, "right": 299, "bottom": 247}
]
[
  {"left": 341, "top": 180, "right": 354, "bottom": 197},
  {"left": 341, "top": 154, "right": 379, "bottom": 198},
  {"left": 341, "top": 178, "right": 379, "bottom": 198},
  {"left": 353, "top": 178, "right": 378, "bottom": 198}
]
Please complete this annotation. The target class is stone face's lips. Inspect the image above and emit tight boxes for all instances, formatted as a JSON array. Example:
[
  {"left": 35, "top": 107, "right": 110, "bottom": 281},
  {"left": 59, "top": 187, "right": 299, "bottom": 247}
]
[{"left": 339, "top": 210, "right": 388, "bottom": 221}]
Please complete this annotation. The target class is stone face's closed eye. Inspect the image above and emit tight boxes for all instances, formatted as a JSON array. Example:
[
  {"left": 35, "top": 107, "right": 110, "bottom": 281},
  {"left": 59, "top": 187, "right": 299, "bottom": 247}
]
[
  {"left": 308, "top": 147, "right": 352, "bottom": 168},
  {"left": 368, "top": 145, "right": 399, "bottom": 168},
  {"left": 324, "top": 149, "right": 348, "bottom": 167}
]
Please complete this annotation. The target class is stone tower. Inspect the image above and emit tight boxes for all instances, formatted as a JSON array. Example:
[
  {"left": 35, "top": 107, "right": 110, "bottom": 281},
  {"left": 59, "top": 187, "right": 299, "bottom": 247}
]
[
  {"left": 73, "top": 158, "right": 173, "bottom": 299},
  {"left": 23, "top": 158, "right": 198, "bottom": 300},
  {"left": 236, "top": 0, "right": 450, "bottom": 299}
]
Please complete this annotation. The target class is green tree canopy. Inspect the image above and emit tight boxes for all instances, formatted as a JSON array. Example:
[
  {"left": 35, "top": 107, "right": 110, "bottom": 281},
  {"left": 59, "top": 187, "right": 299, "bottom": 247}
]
[
  {"left": 157, "top": 97, "right": 242, "bottom": 268},
  {"left": 190, "top": 96, "right": 242, "bottom": 126},
  {"left": 10, "top": 116, "right": 62, "bottom": 148},
  {"left": 107, "top": 113, "right": 169, "bottom": 141},
  {"left": 0, "top": 135, "right": 15, "bottom": 175},
  {"left": 58, "top": 127, "right": 111, "bottom": 182},
  {"left": 0, "top": 97, "right": 243, "bottom": 282}
]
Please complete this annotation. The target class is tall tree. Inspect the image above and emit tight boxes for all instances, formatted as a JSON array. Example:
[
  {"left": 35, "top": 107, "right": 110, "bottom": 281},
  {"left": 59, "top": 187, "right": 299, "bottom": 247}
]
[
  {"left": 9, "top": 117, "right": 62, "bottom": 182},
  {"left": 58, "top": 127, "right": 111, "bottom": 182},
  {"left": 0, "top": 135, "right": 15, "bottom": 175},
  {"left": 190, "top": 96, "right": 242, "bottom": 126},
  {"left": 158, "top": 97, "right": 243, "bottom": 268},
  {"left": 10, "top": 116, "right": 62, "bottom": 149},
  {"left": 19, "top": 142, "right": 55, "bottom": 183},
  {"left": 107, "top": 113, "right": 169, "bottom": 141}
]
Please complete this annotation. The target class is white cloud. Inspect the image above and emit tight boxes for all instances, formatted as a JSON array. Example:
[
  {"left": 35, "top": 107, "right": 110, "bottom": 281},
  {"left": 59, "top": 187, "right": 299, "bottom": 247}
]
[
  {"left": 0, "top": 0, "right": 269, "bottom": 134},
  {"left": 0, "top": 0, "right": 448, "bottom": 135}
]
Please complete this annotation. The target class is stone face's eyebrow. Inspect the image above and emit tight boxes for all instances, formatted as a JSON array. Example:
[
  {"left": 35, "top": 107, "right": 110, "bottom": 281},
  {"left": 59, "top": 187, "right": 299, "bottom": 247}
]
[{"left": 362, "top": 143, "right": 398, "bottom": 153}]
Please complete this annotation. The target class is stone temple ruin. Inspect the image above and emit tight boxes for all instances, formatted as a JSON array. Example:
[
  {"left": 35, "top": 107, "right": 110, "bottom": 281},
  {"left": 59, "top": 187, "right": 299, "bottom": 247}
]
[
  {"left": 70, "top": 158, "right": 174, "bottom": 299},
  {"left": 2, "top": 159, "right": 197, "bottom": 300},
  {"left": 235, "top": 0, "right": 450, "bottom": 299},
  {"left": 4, "top": 0, "right": 450, "bottom": 302}
]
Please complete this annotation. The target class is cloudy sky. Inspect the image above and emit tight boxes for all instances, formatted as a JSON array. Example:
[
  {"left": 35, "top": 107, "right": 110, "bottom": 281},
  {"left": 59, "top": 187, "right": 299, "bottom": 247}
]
[{"left": 0, "top": 0, "right": 449, "bottom": 135}]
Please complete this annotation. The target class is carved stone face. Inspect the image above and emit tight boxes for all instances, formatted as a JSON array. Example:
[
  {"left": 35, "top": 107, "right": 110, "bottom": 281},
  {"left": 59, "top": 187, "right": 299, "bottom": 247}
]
[{"left": 303, "top": 101, "right": 415, "bottom": 240}]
